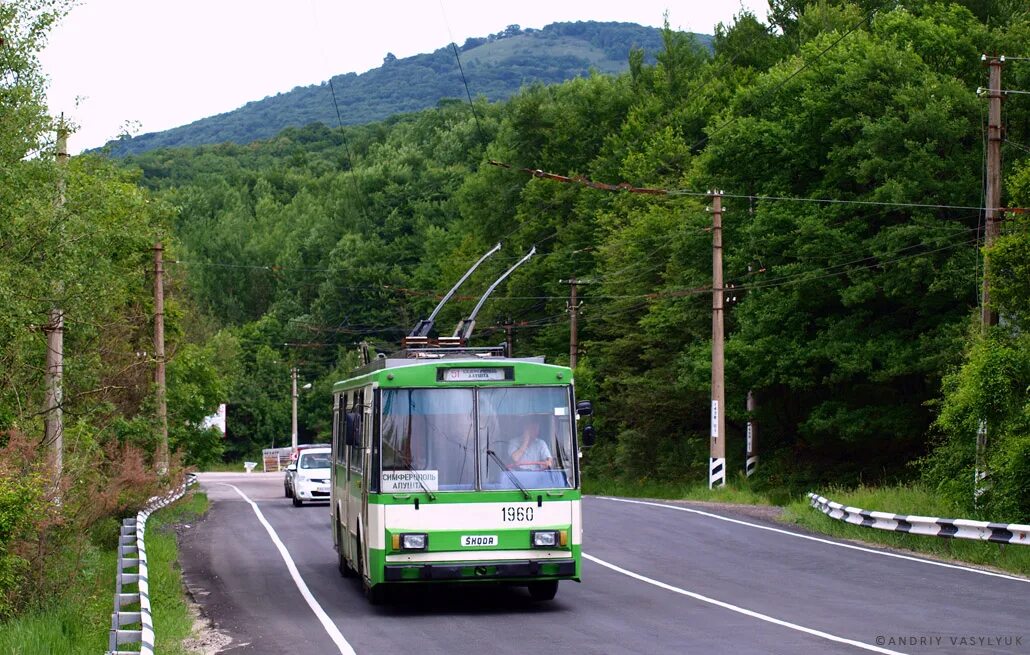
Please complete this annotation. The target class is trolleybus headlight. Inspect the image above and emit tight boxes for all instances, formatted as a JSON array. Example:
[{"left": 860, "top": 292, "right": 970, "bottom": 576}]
[
  {"left": 531, "top": 530, "right": 559, "bottom": 548},
  {"left": 400, "top": 533, "right": 428, "bottom": 550}
]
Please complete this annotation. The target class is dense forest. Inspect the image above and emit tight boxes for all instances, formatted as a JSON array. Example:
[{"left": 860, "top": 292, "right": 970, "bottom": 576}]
[
  {"left": 2, "top": 2, "right": 1030, "bottom": 623},
  {"left": 117, "top": 0, "right": 1030, "bottom": 522},
  {"left": 103, "top": 22, "right": 685, "bottom": 156}
]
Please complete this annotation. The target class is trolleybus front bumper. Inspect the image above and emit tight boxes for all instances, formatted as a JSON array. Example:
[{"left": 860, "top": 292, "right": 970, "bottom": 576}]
[{"left": 384, "top": 558, "right": 576, "bottom": 582}]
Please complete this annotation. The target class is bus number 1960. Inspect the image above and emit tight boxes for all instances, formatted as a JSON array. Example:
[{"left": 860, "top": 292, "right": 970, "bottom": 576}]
[{"left": 502, "top": 506, "right": 533, "bottom": 522}]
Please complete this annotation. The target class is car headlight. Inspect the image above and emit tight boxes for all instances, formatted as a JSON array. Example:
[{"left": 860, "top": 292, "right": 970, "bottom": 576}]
[
  {"left": 531, "top": 530, "right": 559, "bottom": 548},
  {"left": 398, "top": 533, "right": 428, "bottom": 550},
  {"left": 296, "top": 474, "right": 307, "bottom": 483}
]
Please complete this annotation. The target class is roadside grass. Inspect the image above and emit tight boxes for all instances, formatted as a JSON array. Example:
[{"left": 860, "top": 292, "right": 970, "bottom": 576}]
[
  {"left": 0, "top": 544, "right": 115, "bottom": 655},
  {"left": 148, "top": 491, "right": 209, "bottom": 655},
  {"left": 782, "top": 484, "right": 1030, "bottom": 577},
  {"left": 198, "top": 459, "right": 249, "bottom": 472},
  {"left": 0, "top": 490, "right": 209, "bottom": 655},
  {"left": 582, "top": 473, "right": 786, "bottom": 506}
]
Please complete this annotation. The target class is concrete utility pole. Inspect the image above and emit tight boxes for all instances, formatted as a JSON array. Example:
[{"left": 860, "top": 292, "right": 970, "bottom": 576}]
[
  {"left": 746, "top": 391, "right": 758, "bottom": 477},
  {"left": 560, "top": 278, "right": 585, "bottom": 369},
  {"left": 45, "top": 121, "right": 68, "bottom": 488},
  {"left": 709, "top": 191, "right": 726, "bottom": 489},
  {"left": 981, "top": 54, "right": 1004, "bottom": 329},
  {"left": 153, "top": 243, "right": 169, "bottom": 474},
  {"left": 291, "top": 367, "right": 299, "bottom": 450},
  {"left": 976, "top": 54, "right": 1005, "bottom": 504}
]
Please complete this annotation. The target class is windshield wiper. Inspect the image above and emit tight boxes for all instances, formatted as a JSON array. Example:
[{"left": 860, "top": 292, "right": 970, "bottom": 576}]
[
  {"left": 486, "top": 450, "right": 531, "bottom": 500},
  {"left": 402, "top": 460, "right": 436, "bottom": 501}
]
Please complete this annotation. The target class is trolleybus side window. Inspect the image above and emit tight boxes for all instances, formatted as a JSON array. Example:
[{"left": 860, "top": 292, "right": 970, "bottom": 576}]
[
  {"left": 348, "top": 391, "right": 363, "bottom": 473},
  {"left": 381, "top": 388, "right": 475, "bottom": 491},
  {"left": 333, "top": 394, "right": 344, "bottom": 465}
]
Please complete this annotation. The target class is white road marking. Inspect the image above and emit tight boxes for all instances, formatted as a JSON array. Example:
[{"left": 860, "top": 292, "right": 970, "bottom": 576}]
[
  {"left": 583, "top": 553, "right": 907, "bottom": 655},
  {"left": 595, "top": 496, "right": 1029, "bottom": 583},
  {"left": 221, "top": 483, "right": 356, "bottom": 655}
]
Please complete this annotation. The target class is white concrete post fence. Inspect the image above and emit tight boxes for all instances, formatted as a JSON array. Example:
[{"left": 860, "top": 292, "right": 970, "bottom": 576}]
[{"left": 106, "top": 473, "right": 198, "bottom": 655}]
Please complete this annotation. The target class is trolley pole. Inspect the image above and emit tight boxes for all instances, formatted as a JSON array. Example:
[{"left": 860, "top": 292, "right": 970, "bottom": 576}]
[
  {"left": 291, "top": 367, "right": 299, "bottom": 451},
  {"left": 746, "top": 391, "right": 758, "bottom": 477},
  {"left": 45, "top": 121, "right": 68, "bottom": 490},
  {"left": 709, "top": 191, "right": 726, "bottom": 489},
  {"left": 976, "top": 54, "right": 1004, "bottom": 504},
  {"left": 153, "top": 242, "right": 169, "bottom": 474}
]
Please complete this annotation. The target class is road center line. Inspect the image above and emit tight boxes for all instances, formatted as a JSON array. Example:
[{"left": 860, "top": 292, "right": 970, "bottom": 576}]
[
  {"left": 583, "top": 553, "right": 906, "bottom": 655},
  {"left": 220, "top": 483, "right": 356, "bottom": 655},
  {"left": 594, "top": 496, "right": 1028, "bottom": 583}
]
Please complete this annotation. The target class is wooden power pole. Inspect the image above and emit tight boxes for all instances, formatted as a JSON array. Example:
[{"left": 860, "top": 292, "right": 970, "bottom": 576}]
[
  {"left": 154, "top": 242, "right": 169, "bottom": 474},
  {"left": 501, "top": 317, "right": 515, "bottom": 357},
  {"left": 976, "top": 54, "right": 1005, "bottom": 503},
  {"left": 45, "top": 121, "right": 68, "bottom": 488},
  {"left": 560, "top": 278, "right": 585, "bottom": 369},
  {"left": 709, "top": 191, "right": 726, "bottom": 489}
]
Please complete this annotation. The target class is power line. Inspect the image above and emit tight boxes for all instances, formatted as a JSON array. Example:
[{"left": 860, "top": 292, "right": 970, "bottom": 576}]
[{"left": 490, "top": 160, "right": 1019, "bottom": 213}]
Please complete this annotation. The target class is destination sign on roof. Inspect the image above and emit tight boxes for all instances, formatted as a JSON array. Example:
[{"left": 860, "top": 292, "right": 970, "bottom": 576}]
[{"left": 438, "top": 367, "right": 511, "bottom": 382}]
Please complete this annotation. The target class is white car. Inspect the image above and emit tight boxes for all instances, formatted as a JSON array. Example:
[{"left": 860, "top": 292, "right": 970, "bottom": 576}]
[{"left": 289, "top": 447, "right": 332, "bottom": 506}]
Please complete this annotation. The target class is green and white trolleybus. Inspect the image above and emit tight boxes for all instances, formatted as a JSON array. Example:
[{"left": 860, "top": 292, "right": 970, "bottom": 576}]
[{"left": 330, "top": 346, "right": 593, "bottom": 603}]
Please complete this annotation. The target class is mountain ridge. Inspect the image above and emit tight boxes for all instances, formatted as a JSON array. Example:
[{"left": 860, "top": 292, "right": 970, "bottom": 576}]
[{"left": 104, "top": 21, "right": 711, "bottom": 156}]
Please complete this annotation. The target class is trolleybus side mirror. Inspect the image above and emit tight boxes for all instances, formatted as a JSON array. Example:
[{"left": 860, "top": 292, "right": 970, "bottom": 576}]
[
  {"left": 576, "top": 400, "right": 593, "bottom": 417},
  {"left": 582, "top": 425, "right": 596, "bottom": 447}
]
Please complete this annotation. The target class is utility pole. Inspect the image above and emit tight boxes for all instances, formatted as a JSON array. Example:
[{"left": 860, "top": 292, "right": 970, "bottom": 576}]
[
  {"left": 560, "top": 278, "right": 585, "bottom": 369},
  {"left": 291, "top": 367, "right": 299, "bottom": 450},
  {"left": 976, "top": 54, "right": 1005, "bottom": 504},
  {"left": 45, "top": 121, "right": 68, "bottom": 490},
  {"left": 500, "top": 316, "right": 515, "bottom": 357},
  {"left": 981, "top": 54, "right": 1004, "bottom": 329},
  {"left": 153, "top": 242, "right": 169, "bottom": 474},
  {"left": 709, "top": 190, "right": 726, "bottom": 489},
  {"left": 746, "top": 391, "right": 758, "bottom": 477}
]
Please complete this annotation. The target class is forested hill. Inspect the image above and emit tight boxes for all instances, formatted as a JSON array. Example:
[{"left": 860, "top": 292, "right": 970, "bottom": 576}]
[{"left": 104, "top": 21, "right": 695, "bottom": 156}]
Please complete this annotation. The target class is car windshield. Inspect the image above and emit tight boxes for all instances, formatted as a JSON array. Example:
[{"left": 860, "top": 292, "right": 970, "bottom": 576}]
[{"left": 299, "top": 452, "right": 330, "bottom": 469}]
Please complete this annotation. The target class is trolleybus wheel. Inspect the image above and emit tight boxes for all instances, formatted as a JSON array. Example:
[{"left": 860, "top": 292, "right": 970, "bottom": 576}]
[{"left": 528, "top": 580, "right": 559, "bottom": 601}]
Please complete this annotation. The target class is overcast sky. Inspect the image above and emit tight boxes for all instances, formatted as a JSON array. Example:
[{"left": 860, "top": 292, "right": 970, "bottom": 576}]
[{"left": 39, "top": 1, "right": 769, "bottom": 153}]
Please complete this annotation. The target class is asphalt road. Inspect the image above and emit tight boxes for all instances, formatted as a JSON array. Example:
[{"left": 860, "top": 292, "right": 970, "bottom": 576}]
[{"left": 176, "top": 473, "right": 1029, "bottom": 655}]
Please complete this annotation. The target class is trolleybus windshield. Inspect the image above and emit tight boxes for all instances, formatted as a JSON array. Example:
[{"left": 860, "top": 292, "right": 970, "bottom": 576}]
[{"left": 380, "top": 387, "right": 575, "bottom": 492}]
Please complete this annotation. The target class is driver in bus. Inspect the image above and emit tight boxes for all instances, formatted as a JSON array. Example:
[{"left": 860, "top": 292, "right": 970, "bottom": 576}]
[{"left": 508, "top": 416, "right": 553, "bottom": 470}]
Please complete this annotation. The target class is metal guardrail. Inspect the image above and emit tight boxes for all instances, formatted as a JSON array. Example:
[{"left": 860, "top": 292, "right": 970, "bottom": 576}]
[
  {"left": 807, "top": 492, "right": 1030, "bottom": 546},
  {"left": 106, "top": 473, "right": 198, "bottom": 655}
]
